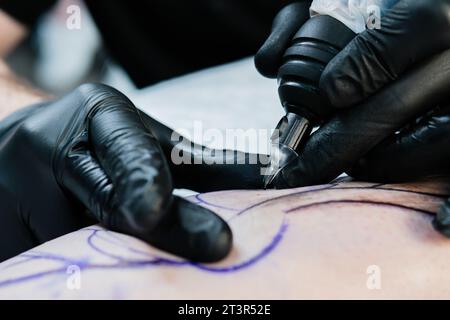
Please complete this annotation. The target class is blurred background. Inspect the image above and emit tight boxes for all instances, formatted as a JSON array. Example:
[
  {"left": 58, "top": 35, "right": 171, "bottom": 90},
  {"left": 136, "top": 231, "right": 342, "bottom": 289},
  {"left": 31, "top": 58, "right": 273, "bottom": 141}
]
[
  {"left": 4, "top": 0, "right": 283, "bottom": 155},
  {"left": 6, "top": 0, "right": 136, "bottom": 95}
]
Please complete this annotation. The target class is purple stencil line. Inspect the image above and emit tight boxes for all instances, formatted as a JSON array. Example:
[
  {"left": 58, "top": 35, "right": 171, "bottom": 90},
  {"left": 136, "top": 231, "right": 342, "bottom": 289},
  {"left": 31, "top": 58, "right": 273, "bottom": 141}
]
[
  {"left": 21, "top": 251, "right": 86, "bottom": 266},
  {"left": 371, "top": 186, "right": 449, "bottom": 198},
  {"left": 0, "top": 267, "right": 68, "bottom": 288},
  {"left": 0, "top": 256, "right": 39, "bottom": 271},
  {"left": 284, "top": 199, "right": 436, "bottom": 215},
  {"left": 0, "top": 217, "right": 290, "bottom": 289},
  {"left": 10, "top": 215, "right": 285, "bottom": 283},
  {"left": 87, "top": 229, "right": 149, "bottom": 263},
  {"left": 231, "top": 184, "right": 338, "bottom": 218},
  {"left": 194, "top": 194, "right": 240, "bottom": 212},
  {"left": 6, "top": 181, "right": 437, "bottom": 289},
  {"left": 83, "top": 219, "right": 289, "bottom": 273},
  {"left": 191, "top": 219, "right": 289, "bottom": 273},
  {"left": 94, "top": 231, "right": 155, "bottom": 259}
]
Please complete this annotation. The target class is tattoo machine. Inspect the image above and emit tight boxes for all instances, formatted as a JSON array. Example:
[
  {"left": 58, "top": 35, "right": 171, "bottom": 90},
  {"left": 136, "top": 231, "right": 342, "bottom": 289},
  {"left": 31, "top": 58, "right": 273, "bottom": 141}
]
[{"left": 264, "top": 0, "right": 398, "bottom": 188}]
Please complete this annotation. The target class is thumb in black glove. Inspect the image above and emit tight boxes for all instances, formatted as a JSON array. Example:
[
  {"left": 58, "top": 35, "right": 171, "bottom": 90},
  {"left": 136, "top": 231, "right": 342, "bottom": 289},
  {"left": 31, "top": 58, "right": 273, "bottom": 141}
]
[{"left": 0, "top": 83, "right": 231, "bottom": 262}]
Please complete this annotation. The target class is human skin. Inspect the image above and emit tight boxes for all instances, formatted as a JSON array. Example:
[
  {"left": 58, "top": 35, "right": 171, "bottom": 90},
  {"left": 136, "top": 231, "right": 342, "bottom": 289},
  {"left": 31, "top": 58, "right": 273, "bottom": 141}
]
[
  {"left": 1, "top": 10, "right": 450, "bottom": 300},
  {"left": 0, "top": 178, "right": 449, "bottom": 299},
  {"left": 0, "top": 10, "right": 26, "bottom": 57},
  {"left": 0, "top": 10, "right": 48, "bottom": 118}
]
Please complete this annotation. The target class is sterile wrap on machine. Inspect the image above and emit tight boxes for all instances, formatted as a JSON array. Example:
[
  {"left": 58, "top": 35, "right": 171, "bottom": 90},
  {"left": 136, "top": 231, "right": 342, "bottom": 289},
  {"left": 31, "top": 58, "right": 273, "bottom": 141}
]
[{"left": 310, "top": 0, "right": 399, "bottom": 33}]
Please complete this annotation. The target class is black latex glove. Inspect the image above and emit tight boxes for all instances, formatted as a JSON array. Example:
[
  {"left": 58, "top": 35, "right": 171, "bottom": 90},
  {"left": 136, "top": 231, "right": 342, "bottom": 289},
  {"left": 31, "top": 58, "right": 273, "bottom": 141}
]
[
  {"left": 138, "top": 112, "right": 267, "bottom": 193},
  {"left": 256, "top": 0, "right": 450, "bottom": 234},
  {"left": 0, "top": 84, "right": 231, "bottom": 262}
]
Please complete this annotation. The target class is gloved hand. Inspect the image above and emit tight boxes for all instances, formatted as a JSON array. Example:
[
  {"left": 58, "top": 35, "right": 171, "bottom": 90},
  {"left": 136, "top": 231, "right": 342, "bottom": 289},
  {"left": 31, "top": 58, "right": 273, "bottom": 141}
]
[
  {"left": 256, "top": 0, "right": 450, "bottom": 235},
  {"left": 0, "top": 83, "right": 231, "bottom": 262}
]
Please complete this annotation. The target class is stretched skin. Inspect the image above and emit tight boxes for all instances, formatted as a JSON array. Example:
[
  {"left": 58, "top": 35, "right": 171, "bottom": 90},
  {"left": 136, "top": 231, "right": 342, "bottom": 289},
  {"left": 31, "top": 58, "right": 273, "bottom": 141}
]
[{"left": 1, "top": 179, "right": 449, "bottom": 299}]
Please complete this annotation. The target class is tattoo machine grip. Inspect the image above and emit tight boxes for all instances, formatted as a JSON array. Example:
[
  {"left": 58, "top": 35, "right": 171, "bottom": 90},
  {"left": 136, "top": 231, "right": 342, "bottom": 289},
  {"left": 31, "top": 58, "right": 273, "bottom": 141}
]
[{"left": 264, "top": 15, "right": 355, "bottom": 188}]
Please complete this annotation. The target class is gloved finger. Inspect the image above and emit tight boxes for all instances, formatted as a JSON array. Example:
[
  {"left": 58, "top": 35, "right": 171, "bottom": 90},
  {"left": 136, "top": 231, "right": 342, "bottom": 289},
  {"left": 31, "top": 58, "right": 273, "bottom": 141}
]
[
  {"left": 83, "top": 84, "right": 174, "bottom": 234},
  {"left": 146, "top": 196, "right": 232, "bottom": 263},
  {"left": 61, "top": 131, "right": 120, "bottom": 228},
  {"left": 270, "top": 49, "right": 450, "bottom": 189},
  {"left": 139, "top": 111, "right": 266, "bottom": 192},
  {"left": 320, "top": 0, "right": 450, "bottom": 108},
  {"left": 348, "top": 105, "right": 450, "bottom": 182},
  {"left": 62, "top": 112, "right": 232, "bottom": 262},
  {"left": 255, "top": 1, "right": 312, "bottom": 78}
]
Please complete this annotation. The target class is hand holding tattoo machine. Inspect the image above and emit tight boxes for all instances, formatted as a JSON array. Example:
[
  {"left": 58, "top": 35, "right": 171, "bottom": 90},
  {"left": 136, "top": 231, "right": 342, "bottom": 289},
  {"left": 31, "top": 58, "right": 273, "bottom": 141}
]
[{"left": 264, "top": 0, "right": 397, "bottom": 188}]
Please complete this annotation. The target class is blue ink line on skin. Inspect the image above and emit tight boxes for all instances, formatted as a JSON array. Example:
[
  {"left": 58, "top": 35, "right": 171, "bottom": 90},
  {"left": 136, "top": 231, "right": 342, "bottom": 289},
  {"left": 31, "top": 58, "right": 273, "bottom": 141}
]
[
  {"left": 2, "top": 182, "right": 443, "bottom": 289},
  {"left": 21, "top": 251, "right": 84, "bottom": 266},
  {"left": 95, "top": 232, "right": 154, "bottom": 258},
  {"left": 0, "top": 252, "right": 188, "bottom": 288},
  {"left": 334, "top": 185, "right": 449, "bottom": 198},
  {"left": 0, "top": 185, "right": 350, "bottom": 288},
  {"left": 119, "top": 258, "right": 188, "bottom": 268},
  {"left": 1, "top": 256, "right": 39, "bottom": 270},
  {"left": 87, "top": 229, "right": 147, "bottom": 263},
  {"left": 104, "top": 230, "right": 168, "bottom": 259},
  {"left": 229, "top": 184, "right": 338, "bottom": 220},
  {"left": 0, "top": 183, "right": 357, "bottom": 288},
  {"left": 372, "top": 186, "right": 449, "bottom": 198},
  {"left": 194, "top": 194, "right": 240, "bottom": 212},
  {"left": 92, "top": 230, "right": 172, "bottom": 261},
  {"left": 272, "top": 187, "right": 445, "bottom": 215},
  {"left": 0, "top": 218, "right": 289, "bottom": 288},
  {"left": 85, "top": 220, "right": 289, "bottom": 273},
  {"left": 85, "top": 230, "right": 188, "bottom": 267},
  {"left": 285, "top": 199, "right": 436, "bottom": 215},
  {"left": 192, "top": 219, "right": 289, "bottom": 273},
  {"left": 0, "top": 267, "right": 68, "bottom": 288},
  {"left": 0, "top": 190, "right": 433, "bottom": 287},
  {"left": 87, "top": 229, "right": 126, "bottom": 262}
]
